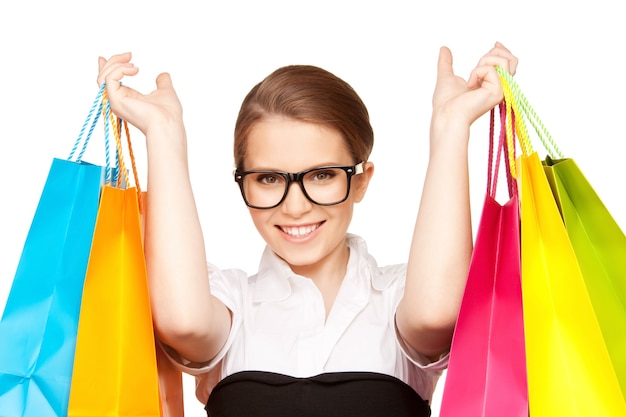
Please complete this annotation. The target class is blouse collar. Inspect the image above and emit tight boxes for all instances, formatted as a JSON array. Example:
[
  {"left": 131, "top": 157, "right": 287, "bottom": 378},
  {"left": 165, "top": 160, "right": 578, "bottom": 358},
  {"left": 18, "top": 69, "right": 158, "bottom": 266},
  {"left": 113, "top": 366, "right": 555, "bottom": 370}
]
[{"left": 251, "top": 234, "right": 393, "bottom": 302}]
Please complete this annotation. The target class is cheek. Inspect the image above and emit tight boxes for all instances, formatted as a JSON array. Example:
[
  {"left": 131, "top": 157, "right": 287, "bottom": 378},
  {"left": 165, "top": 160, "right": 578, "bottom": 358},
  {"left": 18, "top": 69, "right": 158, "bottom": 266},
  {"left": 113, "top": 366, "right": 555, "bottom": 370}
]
[
  {"left": 249, "top": 209, "right": 269, "bottom": 228},
  {"left": 328, "top": 202, "right": 355, "bottom": 227},
  {"left": 248, "top": 209, "right": 278, "bottom": 241}
]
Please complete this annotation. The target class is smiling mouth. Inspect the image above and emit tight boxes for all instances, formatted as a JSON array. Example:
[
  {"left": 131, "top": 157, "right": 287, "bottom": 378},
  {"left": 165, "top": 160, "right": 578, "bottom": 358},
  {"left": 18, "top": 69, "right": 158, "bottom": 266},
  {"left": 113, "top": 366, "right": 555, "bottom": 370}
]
[{"left": 278, "top": 222, "right": 324, "bottom": 237}]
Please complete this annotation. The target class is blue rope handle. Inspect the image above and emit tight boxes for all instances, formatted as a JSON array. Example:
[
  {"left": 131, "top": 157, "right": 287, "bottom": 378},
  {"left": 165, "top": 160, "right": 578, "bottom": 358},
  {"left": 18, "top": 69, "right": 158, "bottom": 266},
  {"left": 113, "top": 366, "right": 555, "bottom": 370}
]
[
  {"left": 68, "top": 83, "right": 106, "bottom": 162},
  {"left": 68, "top": 83, "right": 115, "bottom": 183},
  {"left": 102, "top": 90, "right": 115, "bottom": 184}
]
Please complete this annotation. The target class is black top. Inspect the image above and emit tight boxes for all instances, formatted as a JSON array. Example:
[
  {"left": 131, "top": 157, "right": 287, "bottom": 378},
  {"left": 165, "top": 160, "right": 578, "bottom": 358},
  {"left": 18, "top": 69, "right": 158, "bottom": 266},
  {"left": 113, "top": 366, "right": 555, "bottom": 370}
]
[{"left": 206, "top": 370, "right": 431, "bottom": 417}]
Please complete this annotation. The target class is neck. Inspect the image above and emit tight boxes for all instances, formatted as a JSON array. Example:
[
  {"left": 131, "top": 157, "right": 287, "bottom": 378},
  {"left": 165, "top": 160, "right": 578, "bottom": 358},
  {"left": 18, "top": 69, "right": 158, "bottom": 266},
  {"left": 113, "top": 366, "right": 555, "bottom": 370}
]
[
  {"left": 290, "top": 242, "right": 350, "bottom": 319},
  {"left": 289, "top": 240, "right": 349, "bottom": 283}
]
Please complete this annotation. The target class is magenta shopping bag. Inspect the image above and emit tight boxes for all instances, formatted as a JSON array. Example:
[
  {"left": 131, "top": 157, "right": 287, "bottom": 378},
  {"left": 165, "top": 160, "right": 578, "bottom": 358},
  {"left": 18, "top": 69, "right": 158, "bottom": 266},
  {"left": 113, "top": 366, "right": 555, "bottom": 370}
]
[{"left": 439, "top": 105, "right": 528, "bottom": 417}]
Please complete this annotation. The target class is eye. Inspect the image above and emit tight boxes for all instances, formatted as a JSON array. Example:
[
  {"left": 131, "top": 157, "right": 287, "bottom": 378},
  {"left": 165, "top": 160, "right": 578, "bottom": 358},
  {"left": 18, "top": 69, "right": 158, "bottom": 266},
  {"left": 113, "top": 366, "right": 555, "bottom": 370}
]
[
  {"left": 309, "top": 169, "right": 338, "bottom": 182},
  {"left": 256, "top": 173, "right": 284, "bottom": 186}
]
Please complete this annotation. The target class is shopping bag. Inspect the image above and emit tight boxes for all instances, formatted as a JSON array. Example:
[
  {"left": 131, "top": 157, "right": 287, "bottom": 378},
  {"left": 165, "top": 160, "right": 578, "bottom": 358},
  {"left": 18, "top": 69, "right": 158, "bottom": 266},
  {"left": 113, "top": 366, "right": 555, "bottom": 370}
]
[
  {"left": 543, "top": 156, "right": 626, "bottom": 395},
  {"left": 156, "top": 342, "right": 185, "bottom": 417},
  {"left": 138, "top": 182, "right": 185, "bottom": 417},
  {"left": 0, "top": 86, "right": 107, "bottom": 417},
  {"left": 497, "top": 67, "right": 626, "bottom": 416},
  {"left": 138, "top": 186, "right": 185, "bottom": 417},
  {"left": 68, "top": 96, "right": 162, "bottom": 417},
  {"left": 439, "top": 104, "right": 527, "bottom": 417}
]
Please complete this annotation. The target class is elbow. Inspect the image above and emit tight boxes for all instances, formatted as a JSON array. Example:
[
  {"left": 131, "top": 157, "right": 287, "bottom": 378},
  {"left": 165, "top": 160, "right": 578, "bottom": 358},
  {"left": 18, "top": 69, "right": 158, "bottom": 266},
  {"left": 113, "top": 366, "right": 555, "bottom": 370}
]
[
  {"left": 153, "top": 309, "right": 202, "bottom": 345},
  {"left": 396, "top": 300, "right": 457, "bottom": 357},
  {"left": 151, "top": 293, "right": 231, "bottom": 363}
]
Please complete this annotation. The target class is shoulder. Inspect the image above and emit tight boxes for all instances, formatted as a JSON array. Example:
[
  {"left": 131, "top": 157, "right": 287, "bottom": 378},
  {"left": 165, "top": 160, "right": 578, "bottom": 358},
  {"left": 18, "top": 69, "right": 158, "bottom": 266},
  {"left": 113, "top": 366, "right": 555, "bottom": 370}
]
[
  {"left": 346, "top": 234, "right": 407, "bottom": 291},
  {"left": 208, "top": 262, "right": 249, "bottom": 286},
  {"left": 206, "top": 262, "right": 249, "bottom": 308}
]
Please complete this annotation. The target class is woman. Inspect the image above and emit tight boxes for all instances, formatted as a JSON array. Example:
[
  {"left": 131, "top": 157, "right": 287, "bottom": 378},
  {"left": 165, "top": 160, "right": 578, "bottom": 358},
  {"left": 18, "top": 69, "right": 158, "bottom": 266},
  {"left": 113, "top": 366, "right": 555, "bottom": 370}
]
[{"left": 98, "top": 42, "right": 517, "bottom": 416}]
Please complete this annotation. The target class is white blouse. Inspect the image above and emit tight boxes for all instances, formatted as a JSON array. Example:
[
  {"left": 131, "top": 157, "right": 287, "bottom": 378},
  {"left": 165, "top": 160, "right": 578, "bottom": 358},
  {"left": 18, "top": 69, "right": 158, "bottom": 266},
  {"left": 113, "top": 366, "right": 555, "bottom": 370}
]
[{"left": 164, "top": 234, "right": 448, "bottom": 405}]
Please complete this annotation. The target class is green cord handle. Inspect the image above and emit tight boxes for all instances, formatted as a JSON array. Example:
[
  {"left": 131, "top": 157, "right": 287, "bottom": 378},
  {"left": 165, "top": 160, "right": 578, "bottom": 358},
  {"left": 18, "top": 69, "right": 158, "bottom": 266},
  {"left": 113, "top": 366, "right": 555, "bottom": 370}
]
[{"left": 495, "top": 66, "right": 565, "bottom": 161}]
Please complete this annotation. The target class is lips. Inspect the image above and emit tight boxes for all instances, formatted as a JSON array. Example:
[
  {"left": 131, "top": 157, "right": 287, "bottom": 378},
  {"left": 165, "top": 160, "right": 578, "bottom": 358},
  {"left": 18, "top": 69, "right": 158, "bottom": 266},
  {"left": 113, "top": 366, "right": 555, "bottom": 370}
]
[{"left": 278, "top": 221, "right": 324, "bottom": 237}]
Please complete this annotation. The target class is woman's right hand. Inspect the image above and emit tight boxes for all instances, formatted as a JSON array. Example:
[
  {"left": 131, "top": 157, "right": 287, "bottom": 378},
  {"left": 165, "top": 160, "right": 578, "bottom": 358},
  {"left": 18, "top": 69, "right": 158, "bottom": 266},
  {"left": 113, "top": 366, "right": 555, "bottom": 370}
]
[
  {"left": 97, "top": 52, "right": 183, "bottom": 136},
  {"left": 99, "top": 54, "right": 231, "bottom": 363}
]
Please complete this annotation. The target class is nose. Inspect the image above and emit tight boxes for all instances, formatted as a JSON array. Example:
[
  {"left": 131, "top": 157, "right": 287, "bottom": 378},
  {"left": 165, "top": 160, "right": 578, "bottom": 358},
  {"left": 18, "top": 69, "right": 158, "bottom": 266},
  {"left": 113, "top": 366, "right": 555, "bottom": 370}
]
[{"left": 280, "top": 182, "right": 313, "bottom": 216}]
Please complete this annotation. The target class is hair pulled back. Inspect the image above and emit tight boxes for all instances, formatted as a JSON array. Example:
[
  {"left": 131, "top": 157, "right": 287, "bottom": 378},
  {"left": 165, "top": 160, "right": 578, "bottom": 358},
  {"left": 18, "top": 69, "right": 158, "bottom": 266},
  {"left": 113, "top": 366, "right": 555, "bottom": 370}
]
[{"left": 234, "top": 65, "right": 374, "bottom": 169}]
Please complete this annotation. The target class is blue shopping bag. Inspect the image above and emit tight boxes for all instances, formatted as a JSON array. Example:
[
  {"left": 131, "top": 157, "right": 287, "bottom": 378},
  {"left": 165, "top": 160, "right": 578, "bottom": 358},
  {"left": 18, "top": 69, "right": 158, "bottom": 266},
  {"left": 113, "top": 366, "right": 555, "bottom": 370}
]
[{"left": 0, "top": 85, "right": 107, "bottom": 417}]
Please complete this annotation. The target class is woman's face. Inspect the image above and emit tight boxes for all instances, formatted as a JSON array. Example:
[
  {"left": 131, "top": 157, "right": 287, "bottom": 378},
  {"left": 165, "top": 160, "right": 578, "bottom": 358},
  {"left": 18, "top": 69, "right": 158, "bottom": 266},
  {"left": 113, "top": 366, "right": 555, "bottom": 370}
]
[{"left": 242, "top": 116, "right": 373, "bottom": 277}]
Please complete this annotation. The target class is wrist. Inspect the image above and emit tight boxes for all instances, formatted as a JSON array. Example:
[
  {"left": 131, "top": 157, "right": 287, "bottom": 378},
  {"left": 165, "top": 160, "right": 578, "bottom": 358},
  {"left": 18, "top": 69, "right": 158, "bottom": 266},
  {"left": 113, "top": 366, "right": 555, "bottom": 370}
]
[
  {"left": 144, "top": 122, "right": 189, "bottom": 173},
  {"left": 145, "top": 118, "right": 187, "bottom": 147},
  {"left": 429, "top": 113, "right": 471, "bottom": 152}
]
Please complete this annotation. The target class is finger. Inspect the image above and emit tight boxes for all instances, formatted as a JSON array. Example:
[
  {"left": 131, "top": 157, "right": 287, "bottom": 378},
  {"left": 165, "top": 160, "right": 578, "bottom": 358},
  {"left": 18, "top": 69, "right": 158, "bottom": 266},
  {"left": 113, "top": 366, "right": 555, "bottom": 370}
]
[
  {"left": 97, "top": 52, "right": 134, "bottom": 86},
  {"left": 480, "top": 43, "right": 519, "bottom": 75},
  {"left": 479, "top": 48, "right": 516, "bottom": 67},
  {"left": 100, "top": 63, "right": 139, "bottom": 91},
  {"left": 494, "top": 41, "right": 513, "bottom": 55},
  {"left": 104, "top": 52, "right": 133, "bottom": 66},
  {"left": 466, "top": 64, "right": 502, "bottom": 95},
  {"left": 474, "top": 54, "right": 517, "bottom": 81},
  {"left": 490, "top": 50, "right": 518, "bottom": 76},
  {"left": 155, "top": 72, "right": 173, "bottom": 90},
  {"left": 437, "top": 46, "right": 454, "bottom": 77}
]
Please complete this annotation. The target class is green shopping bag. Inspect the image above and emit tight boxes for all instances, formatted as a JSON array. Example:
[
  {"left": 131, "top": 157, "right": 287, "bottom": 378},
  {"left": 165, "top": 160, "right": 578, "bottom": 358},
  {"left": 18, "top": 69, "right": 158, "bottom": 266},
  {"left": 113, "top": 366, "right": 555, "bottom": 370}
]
[{"left": 543, "top": 156, "right": 626, "bottom": 394}]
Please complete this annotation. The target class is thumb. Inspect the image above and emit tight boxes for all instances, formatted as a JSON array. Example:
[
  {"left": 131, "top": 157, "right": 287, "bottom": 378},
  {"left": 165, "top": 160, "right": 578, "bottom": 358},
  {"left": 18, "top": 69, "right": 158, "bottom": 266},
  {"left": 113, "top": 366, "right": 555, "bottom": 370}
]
[
  {"left": 97, "top": 57, "right": 107, "bottom": 86},
  {"left": 437, "top": 46, "right": 454, "bottom": 77},
  {"left": 155, "top": 72, "right": 173, "bottom": 90},
  {"left": 98, "top": 56, "right": 106, "bottom": 72}
]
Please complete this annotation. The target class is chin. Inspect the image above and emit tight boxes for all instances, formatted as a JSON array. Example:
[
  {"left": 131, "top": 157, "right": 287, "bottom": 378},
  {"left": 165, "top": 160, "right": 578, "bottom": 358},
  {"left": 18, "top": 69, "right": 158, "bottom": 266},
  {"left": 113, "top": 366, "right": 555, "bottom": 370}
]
[{"left": 276, "top": 248, "right": 325, "bottom": 269}]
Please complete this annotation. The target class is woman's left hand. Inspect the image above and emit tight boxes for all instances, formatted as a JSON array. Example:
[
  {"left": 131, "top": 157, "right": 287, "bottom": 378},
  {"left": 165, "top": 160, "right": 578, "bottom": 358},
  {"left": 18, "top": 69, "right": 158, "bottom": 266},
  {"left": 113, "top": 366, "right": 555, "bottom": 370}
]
[{"left": 431, "top": 42, "right": 518, "bottom": 129}]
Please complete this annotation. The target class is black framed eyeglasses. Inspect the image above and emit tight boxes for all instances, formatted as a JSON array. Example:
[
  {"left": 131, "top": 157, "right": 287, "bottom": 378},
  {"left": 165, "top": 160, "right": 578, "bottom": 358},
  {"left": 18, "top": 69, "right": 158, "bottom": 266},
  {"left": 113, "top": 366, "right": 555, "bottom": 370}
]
[{"left": 234, "top": 162, "right": 364, "bottom": 209}]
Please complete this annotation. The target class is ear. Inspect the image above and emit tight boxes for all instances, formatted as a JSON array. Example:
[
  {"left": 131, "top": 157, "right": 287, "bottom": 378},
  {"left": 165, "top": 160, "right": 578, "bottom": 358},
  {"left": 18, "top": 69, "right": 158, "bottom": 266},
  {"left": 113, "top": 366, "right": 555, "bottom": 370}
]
[{"left": 352, "top": 161, "right": 374, "bottom": 203}]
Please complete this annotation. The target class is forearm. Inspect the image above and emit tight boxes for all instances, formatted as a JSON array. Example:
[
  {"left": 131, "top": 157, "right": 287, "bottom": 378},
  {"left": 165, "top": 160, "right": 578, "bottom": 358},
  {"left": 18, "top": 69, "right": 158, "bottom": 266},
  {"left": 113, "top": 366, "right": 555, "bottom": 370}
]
[
  {"left": 396, "top": 40, "right": 517, "bottom": 356},
  {"left": 95, "top": 55, "right": 232, "bottom": 362},
  {"left": 144, "top": 122, "right": 230, "bottom": 362},
  {"left": 397, "top": 119, "right": 473, "bottom": 356}
]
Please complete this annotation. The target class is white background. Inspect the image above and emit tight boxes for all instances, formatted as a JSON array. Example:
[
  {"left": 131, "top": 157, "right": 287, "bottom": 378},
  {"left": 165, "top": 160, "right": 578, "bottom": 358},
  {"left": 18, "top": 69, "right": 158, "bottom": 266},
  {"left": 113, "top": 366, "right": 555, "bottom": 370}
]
[{"left": 1, "top": 1, "right": 624, "bottom": 415}]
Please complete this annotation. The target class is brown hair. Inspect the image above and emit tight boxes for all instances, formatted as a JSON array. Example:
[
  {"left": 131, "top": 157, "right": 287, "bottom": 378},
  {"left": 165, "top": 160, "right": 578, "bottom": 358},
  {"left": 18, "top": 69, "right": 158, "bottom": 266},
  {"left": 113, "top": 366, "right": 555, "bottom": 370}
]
[{"left": 234, "top": 65, "right": 374, "bottom": 169}]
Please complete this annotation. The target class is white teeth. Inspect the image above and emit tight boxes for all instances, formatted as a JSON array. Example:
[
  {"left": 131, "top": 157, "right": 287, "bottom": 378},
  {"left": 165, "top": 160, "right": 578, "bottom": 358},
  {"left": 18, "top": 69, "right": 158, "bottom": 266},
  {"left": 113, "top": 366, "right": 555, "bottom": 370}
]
[{"left": 281, "top": 224, "right": 319, "bottom": 237}]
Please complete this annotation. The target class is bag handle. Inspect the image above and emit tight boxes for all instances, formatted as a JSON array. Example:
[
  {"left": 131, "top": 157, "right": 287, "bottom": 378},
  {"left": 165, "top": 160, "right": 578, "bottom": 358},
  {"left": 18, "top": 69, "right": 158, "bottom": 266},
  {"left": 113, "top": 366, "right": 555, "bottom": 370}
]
[
  {"left": 66, "top": 83, "right": 141, "bottom": 197},
  {"left": 117, "top": 116, "right": 144, "bottom": 213},
  {"left": 488, "top": 102, "right": 517, "bottom": 198},
  {"left": 67, "top": 83, "right": 118, "bottom": 184},
  {"left": 102, "top": 88, "right": 144, "bottom": 213},
  {"left": 68, "top": 83, "right": 106, "bottom": 163},
  {"left": 495, "top": 66, "right": 565, "bottom": 162}
]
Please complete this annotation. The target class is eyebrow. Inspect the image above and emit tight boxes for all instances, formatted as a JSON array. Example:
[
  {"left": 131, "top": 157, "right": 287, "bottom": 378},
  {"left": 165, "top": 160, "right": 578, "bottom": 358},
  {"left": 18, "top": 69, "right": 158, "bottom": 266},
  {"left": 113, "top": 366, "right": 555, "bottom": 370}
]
[{"left": 243, "top": 161, "right": 354, "bottom": 172}]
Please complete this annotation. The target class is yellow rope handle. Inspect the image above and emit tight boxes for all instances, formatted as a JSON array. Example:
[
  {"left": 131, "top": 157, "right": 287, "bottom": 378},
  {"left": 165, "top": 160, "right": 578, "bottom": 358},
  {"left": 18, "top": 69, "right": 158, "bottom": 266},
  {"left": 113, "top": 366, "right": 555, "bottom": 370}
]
[
  {"left": 124, "top": 118, "right": 144, "bottom": 213},
  {"left": 501, "top": 82, "right": 517, "bottom": 178},
  {"left": 101, "top": 88, "right": 129, "bottom": 188},
  {"left": 109, "top": 109, "right": 131, "bottom": 191},
  {"left": 114, "top": 118, "right": 124, "bottom": 189},
  {"left": 499, "top": 74, "right": 524, "bottom": 178}
]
